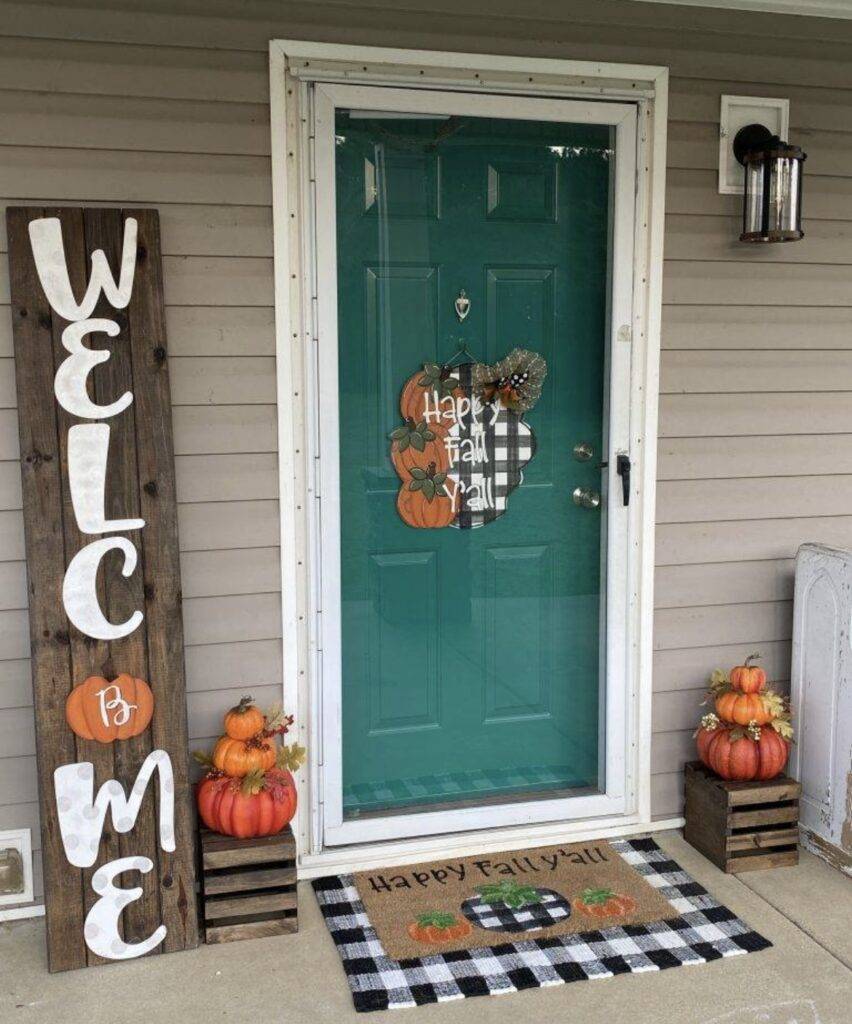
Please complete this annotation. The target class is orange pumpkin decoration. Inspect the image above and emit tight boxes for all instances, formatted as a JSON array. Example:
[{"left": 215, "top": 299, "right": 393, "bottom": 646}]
[
  {"left": 407, "top": 912, "right": 473, "bottom": 944},
  {"left": 212, "top": 734, "right": 276, "bottom": 778},
  {"left": 399, "top": 363, "right": 463, "bottom": 423},
  {"left": 223, "top": 696, "right": 265, "bottom": 740},
  {"left": 573, "top": 888, "right": 637, "bottom": 919},
  {"left": 396, "top": 464, "right": 455, "bottom": 529},
  {"left": 701, "top": 724, "right": 789, "bottom": 781},
  {"left": 715, "top": 689, "right": 773, "bottom": 726},
  {"left": 65, "top": 673, "right": 154, "bottom": 744},
  {"left": 197, "top": 769, "right": 297, "bottom": 839},
  {"left": 390, "top": 419, "right": 450, "bottom": 480},
  {"left": 729, "top": 653, "right": 766, "bottom": 694}
]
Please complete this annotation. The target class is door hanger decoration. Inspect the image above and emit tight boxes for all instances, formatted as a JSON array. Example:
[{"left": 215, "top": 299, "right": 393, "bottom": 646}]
[{"left": 390, "top": 349, "right": 547, "bottom": 529}]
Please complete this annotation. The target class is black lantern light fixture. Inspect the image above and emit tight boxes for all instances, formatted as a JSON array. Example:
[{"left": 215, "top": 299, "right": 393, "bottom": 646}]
[{"left": 733, "top": 123, "right": 806, "bottom": 243}]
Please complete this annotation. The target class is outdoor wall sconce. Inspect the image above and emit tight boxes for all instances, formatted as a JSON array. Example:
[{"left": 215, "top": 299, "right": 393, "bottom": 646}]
[{"left": 733, "top": 123, "right": 806, "bottom": 243}]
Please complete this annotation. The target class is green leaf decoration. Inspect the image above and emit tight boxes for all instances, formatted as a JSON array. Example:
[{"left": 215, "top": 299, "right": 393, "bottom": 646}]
[
  {"left": 410, "top": 468, "right": 427, "bottom": 480},
  {"left": 389, "top": 426, "right": 408, "bottom": 441},
  {"left": 476, "top": 881, "right": 542, "bottom": 909},
  {"left": 421, "top": 479, "right": 436, "bottom": 501},
  {"left": 409, "top": 479, "right": 423, "bottom": 491},
  {"left": 415, "top": 420, "right": 427, "bottom": 432},
  {"left": 416, "top": 911, "right": 458, "bottom": 929},
  {"left": 434, "top": 484, "right": 447, "bottom": 497},
  {"left": 578, "top": 887, "right": 615, "bottom": 906},
  {"left": 433, "top": 472, "right": 446, "bottom": 485},
  {"left": 397, "top": 435, "right": 410, "bottom": 452},
  {"left": 410, "top": 432, "right": 425, "bottom": 452},
  {"left": 423, "top": 429, "right": 435, "bottom": 441}
]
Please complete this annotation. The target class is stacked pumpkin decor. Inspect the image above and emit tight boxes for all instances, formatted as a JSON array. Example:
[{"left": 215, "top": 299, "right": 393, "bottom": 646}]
[
  {"left": 194, "top": 697, "right": 306, "bottom": 839},
  {"left": 694, "top": 654, "right": 794, "bottom": 782}
]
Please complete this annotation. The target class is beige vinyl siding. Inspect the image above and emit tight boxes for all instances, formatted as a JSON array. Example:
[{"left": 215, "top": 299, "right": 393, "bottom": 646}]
[{"left": 0, "top": 1, "right": 850, "bottom": 907}]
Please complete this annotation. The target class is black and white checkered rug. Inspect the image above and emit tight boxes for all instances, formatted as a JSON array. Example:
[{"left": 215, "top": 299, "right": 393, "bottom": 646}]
[{"left": 312, "top": 837, "right": 771, "bottom": 1012}]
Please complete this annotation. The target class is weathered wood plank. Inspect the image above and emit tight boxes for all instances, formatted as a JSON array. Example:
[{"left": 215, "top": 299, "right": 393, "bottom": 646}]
[
  {"left": 126, "top": 209, "right": 199, "bottom": 952},
  {"left": 85, "top": 207, "right": 159, "bottom": 955},
  {"left": 204, "top": 890, "right": 296, "bottom": 919},
  {"left": 204, "top": 915, "right": 296, "bottom": 943},
  {"left": 202, "top": 864, "right": 296, "bottom": 896},
  {"left": 6, "top": 205, "right": 85, "bottom": 972}
]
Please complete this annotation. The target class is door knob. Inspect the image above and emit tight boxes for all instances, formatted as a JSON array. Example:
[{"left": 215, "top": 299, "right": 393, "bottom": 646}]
[{"left": 572, "top": 486, "right": 601, "bottom": 510}]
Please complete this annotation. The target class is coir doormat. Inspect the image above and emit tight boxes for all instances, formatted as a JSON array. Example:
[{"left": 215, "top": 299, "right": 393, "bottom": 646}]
[{"left": 312, "top": 837, "right": 770, "bottom": 1012}]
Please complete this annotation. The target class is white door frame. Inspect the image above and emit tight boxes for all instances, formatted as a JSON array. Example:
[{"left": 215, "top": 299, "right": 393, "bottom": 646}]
[{"left": 269, "top": 41, "right": 669, "bottom": 877}]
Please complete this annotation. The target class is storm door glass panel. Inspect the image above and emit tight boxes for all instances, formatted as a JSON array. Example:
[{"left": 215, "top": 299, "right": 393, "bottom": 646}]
[{"left": 335, "top": 109, "right": 613, "bottom": 819}]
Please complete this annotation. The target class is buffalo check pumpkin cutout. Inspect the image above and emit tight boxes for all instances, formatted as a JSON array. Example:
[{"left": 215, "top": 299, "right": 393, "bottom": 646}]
[{"left": 390, "top": 349, "right": 546, "bottom": 529}]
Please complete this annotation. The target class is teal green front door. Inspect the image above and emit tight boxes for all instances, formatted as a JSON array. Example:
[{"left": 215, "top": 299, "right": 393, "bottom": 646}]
[{"left": 334, "top": 107, "right": 613, "bottom": 822}]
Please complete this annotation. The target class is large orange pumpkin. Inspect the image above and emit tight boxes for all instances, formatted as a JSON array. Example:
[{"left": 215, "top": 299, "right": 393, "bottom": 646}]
[
  {"left": 390, "top": 419, "right": 450, "bottom": 480},
  {"left": 223, "top": 696, "right": 265, "bottom": 740},
  {"left": 399, "top": 363, "right": 463, "bottom": 423},
  {"left": 197, "top": 769, "right": 296, "bottom": 838},
  {"left": 65, "top": 673, "right": 154, "bottom": 744},
  {"left": 702, "top": 724, "right": 789, "bottom": 781},
  {"left": 729, "top": 653, "right": 766, "bottom": 694},
  {"left": 212, "top": 735, "right": 276, "bottom": 778},
  {"left": 396, "top": 465, "right": 455, "bottom": 529},
  {"left": 715, "top": 689, "right": 773, "bottom": 726}
]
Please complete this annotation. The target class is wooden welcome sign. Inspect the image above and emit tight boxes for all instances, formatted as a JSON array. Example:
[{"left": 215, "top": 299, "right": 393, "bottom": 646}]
[{"left": 6, "top": 208, "right": 198, "bottom": 971}]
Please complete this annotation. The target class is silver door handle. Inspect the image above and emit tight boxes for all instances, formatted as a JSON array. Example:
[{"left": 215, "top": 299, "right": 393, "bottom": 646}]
[{"left": 572, "top": 487, "right": 601, "bottom": 510}]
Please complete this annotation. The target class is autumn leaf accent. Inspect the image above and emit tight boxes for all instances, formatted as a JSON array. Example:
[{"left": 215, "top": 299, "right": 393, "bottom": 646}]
[
  {"left": 417, "top": 362, "right": 460, "bottom": 401},
  {"left": 416, "top": 911, "right": 459, "bottom": 929},
  {"left": 193, "top": 749, "right": 216, "bottom": 769},
  {"left": 708, "top": 669, "right": 731, "bottom": 695},
  {"left": 390, "top": 418, "right": 436, "bottom": 453},
  {"left": 771, "top": 712, "right": 794, "bottom": 741},
  {"left": 240, "top": 768, "right": 266, "bottom": 796},
  {"left": 408, "top": 461, "right": 448, "bottom": 502},
  {"left": 760, "top": 690, "right": 787, "bottom": 720},
  {"left": 262, "top": 703, "right": 295, "bottom": 738},
  {"left": 277, "top": 742, "right": 307, "bottom": 772},
  {"left": 476, "top": 880, "right": 542, "bottom": 909}
]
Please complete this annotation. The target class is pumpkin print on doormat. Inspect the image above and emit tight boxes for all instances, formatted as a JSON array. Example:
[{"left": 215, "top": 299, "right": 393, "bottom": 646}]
[{"left": 461, "top": 880, "right": 572, "bottom": 934}]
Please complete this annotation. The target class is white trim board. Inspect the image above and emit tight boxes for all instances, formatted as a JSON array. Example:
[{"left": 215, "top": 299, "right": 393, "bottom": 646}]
[
  {"left": 630, "top": 0, "right": 852, "bottom": 19},
  {"left": 269, "top": 40, "right": 669, "bottom": 876}
]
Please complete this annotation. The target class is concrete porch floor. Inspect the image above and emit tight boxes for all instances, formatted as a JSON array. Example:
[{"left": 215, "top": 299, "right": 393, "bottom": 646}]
[{"left": 1, "top": 832, "right": 850, "bottom": 1024}]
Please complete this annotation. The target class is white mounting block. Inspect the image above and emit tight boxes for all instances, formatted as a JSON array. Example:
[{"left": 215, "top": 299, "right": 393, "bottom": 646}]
[{"left": 718, "top": 95, "right": 790, "bottom": 195}]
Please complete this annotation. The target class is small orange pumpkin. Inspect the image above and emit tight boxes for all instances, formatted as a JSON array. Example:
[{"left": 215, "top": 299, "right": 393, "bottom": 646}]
[
  {"left": 65, "top": 673, "right": 154, "bottom": 744},
  {"left": 212, "top": 735, "right": 276, "bottom": 778},
  {"left": 715, "top": 689, "right": 773, "bottom": 726},
  {"left": 729, "top": 653, "right": 766, "bottom": 694},
  {"left": 573, "top": 888, "right": 637, "bottom": 919},
  {"left": 396, "top": 462, "right": 455, "bottom": 529},
  {"left": 407, "top": 912, "right": 473, "bottom": 944},
  {"left": 223, "top": 696, "right": 265, "bottom": 740}
]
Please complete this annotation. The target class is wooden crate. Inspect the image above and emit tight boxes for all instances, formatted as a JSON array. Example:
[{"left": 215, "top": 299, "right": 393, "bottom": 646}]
[
  {"left": 200, "top": 827, "right": 297, "bottom": 944},
  {"left": 684, "top": 761, "right": 801, "bottom": 873}
]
